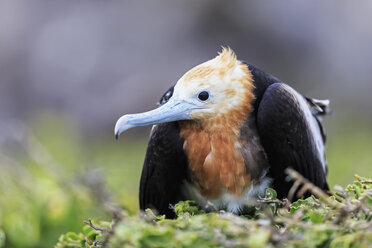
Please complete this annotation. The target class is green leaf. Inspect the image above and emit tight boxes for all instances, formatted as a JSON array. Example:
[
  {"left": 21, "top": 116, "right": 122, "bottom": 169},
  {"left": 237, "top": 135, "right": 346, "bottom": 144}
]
[
  {"left": 174, "top": 201, "right": 204, "bottom": 216},
  {"left": 289, "top": 197, "right": 315, "bottom": 214},
  {"left": 308, "top": 212, "right": 324, "bottom": 224},
  {"left": 263, "top": 188, "right": 277, "bottom": 200}
]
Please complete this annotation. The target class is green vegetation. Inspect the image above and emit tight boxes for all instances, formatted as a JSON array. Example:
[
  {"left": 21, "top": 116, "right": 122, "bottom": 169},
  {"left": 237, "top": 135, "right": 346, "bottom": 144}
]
[
  {"left": 0, "top": 114, "right": 371, "bottom": 247},
  {"left": 0, "top": 115, "right": 145, "bottom": 247},
  {"left": 55, "top": 174, "right": 372, "bottom": 247}
]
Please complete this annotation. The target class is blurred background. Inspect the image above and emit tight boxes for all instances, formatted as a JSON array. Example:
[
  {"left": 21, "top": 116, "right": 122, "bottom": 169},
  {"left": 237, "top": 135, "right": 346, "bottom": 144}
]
[{"left": 0, "top": 0, "right": 371, "bottom": 247}]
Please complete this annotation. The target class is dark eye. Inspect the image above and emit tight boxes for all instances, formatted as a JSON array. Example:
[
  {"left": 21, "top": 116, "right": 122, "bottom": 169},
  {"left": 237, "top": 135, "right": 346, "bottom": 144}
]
[{"left": 198, "top": 91, "right": 209, "bottom": 101}]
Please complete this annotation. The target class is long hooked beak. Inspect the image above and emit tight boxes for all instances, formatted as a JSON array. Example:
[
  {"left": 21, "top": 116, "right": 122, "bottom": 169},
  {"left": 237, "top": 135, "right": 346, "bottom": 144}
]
[{"left": 114, "top": 98, "right": 201, "bottom": 139}]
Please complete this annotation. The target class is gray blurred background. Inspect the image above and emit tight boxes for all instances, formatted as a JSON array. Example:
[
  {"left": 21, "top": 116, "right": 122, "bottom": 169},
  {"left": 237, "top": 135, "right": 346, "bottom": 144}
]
[{"left": 1, "top": 0, "right": 372, "bottom": 133}]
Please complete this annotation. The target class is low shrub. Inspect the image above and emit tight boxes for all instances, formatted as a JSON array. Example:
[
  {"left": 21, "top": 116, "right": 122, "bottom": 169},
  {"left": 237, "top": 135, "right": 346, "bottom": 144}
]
[{"left": 54, "top": 173, "right": 372, "bottom": 248}]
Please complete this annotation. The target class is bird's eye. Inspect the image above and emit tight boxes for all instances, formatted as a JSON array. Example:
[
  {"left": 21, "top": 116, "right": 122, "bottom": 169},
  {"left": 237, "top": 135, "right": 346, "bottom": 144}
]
[{"left": 197, "top": 91, "right": 209, "bottom": 101}]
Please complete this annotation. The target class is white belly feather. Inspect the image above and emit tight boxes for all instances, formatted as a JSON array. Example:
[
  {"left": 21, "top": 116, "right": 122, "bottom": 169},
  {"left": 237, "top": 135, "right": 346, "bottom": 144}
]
[{"left": 182, "top": 175, "right": 272, "bottom": 214}]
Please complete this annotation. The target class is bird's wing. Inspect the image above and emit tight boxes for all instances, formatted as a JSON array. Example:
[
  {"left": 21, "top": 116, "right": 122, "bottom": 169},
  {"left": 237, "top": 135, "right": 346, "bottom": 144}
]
[
  {"left": 139, "top": 124, "right": 188, "bottom": 218},
  {"left": 256, "top": 83, "right": 329, "bottom": 199}
]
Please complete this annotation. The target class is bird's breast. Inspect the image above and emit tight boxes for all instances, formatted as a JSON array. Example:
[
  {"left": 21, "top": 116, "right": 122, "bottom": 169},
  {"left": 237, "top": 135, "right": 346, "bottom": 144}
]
[{"left": 179, "top": 120, "right": 251, "bottom": 199}]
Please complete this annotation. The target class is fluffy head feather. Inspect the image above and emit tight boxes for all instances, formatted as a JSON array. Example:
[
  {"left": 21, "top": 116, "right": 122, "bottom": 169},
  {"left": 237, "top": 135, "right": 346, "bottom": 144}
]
[{"left": 173, "top": 47, "right": 254, "bottom": 123}]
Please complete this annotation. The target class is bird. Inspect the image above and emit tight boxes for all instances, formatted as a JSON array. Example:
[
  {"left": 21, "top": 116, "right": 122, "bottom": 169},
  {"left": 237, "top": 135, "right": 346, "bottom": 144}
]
[{"left": 114, "top": 48, "right": 330, "bottom": 218}]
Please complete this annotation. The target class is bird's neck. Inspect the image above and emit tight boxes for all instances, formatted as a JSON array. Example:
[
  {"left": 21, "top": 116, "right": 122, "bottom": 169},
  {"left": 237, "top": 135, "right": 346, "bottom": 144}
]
[{"left": 179, "top": 111, "right": 253, "bottom": 199}]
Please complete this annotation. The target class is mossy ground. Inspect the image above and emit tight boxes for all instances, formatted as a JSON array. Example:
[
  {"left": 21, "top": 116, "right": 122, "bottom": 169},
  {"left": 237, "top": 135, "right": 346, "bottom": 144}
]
[{"left": 55, "top": 174, "right": 372, "bottom": 248}]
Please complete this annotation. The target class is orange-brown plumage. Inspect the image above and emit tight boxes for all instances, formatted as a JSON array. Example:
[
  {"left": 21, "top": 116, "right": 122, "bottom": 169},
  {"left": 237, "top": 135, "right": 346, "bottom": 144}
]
[
  {"left": 179, "top": 51, "right": 255, "bottom": 198},
  {"left": 184, "top": 66, "right": 214, "bottom": 82},
  {"left": 180, "top": 117, "right": 252, "bottom": 198}
]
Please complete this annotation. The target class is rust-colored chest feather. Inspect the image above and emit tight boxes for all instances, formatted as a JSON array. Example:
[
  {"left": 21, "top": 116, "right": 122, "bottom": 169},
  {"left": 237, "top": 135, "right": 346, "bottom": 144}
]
[
  {"left": 179, "top": 92, "right": 254, "bottom": 198},
  {"left": 180, "top": 122, "right": 250, "bottom": 198}
]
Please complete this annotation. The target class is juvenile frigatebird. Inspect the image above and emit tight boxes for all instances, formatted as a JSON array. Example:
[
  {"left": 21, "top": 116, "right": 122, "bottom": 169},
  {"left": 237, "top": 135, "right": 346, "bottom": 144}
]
[{"left": 115, "top": 48, "right": 330, "bottom": 218}]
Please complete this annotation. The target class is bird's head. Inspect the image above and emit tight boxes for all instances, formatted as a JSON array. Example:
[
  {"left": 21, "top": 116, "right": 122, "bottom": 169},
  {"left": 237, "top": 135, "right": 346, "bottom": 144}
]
[{"left": 115, "top": 48, "right": 254, "bottom": 138}]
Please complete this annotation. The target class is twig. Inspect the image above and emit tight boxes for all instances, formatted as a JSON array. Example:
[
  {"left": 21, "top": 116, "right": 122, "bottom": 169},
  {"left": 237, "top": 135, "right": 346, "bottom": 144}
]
[
  {"left": 257, "top": 198, "right": 290, "bottom": 209},
  {"left": 285, "top": 168, "right": 339, "bottom": 208},
  {"left": 93, "top": 241, "right": 105, "bottom": 246},
  {"left": 257, "top": 199, "right": 284, "bottom": 204},
  {"left": 360, "top": 180, "right": 372, "bottom": 184},
  {"left": 287, "top": 180, "right": 301, "bottom": 202},
  {"left": 83, "top": 219, "right": 111, "bottom": 233}
]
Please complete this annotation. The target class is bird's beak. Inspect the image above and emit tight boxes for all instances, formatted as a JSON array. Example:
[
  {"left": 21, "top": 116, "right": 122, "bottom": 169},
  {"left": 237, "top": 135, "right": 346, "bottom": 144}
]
[{"left": 114, "top": 98, "right": 201, "bottom": 139}]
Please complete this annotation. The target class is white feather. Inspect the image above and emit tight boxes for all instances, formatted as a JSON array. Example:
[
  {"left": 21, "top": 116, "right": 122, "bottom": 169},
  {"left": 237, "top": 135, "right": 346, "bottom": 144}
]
[
  {"left": 282, "top": 85, "right": 327, "bottom": 172},
  {"left": 182, "top": 175, "right": 272, "bottom": 214}
]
